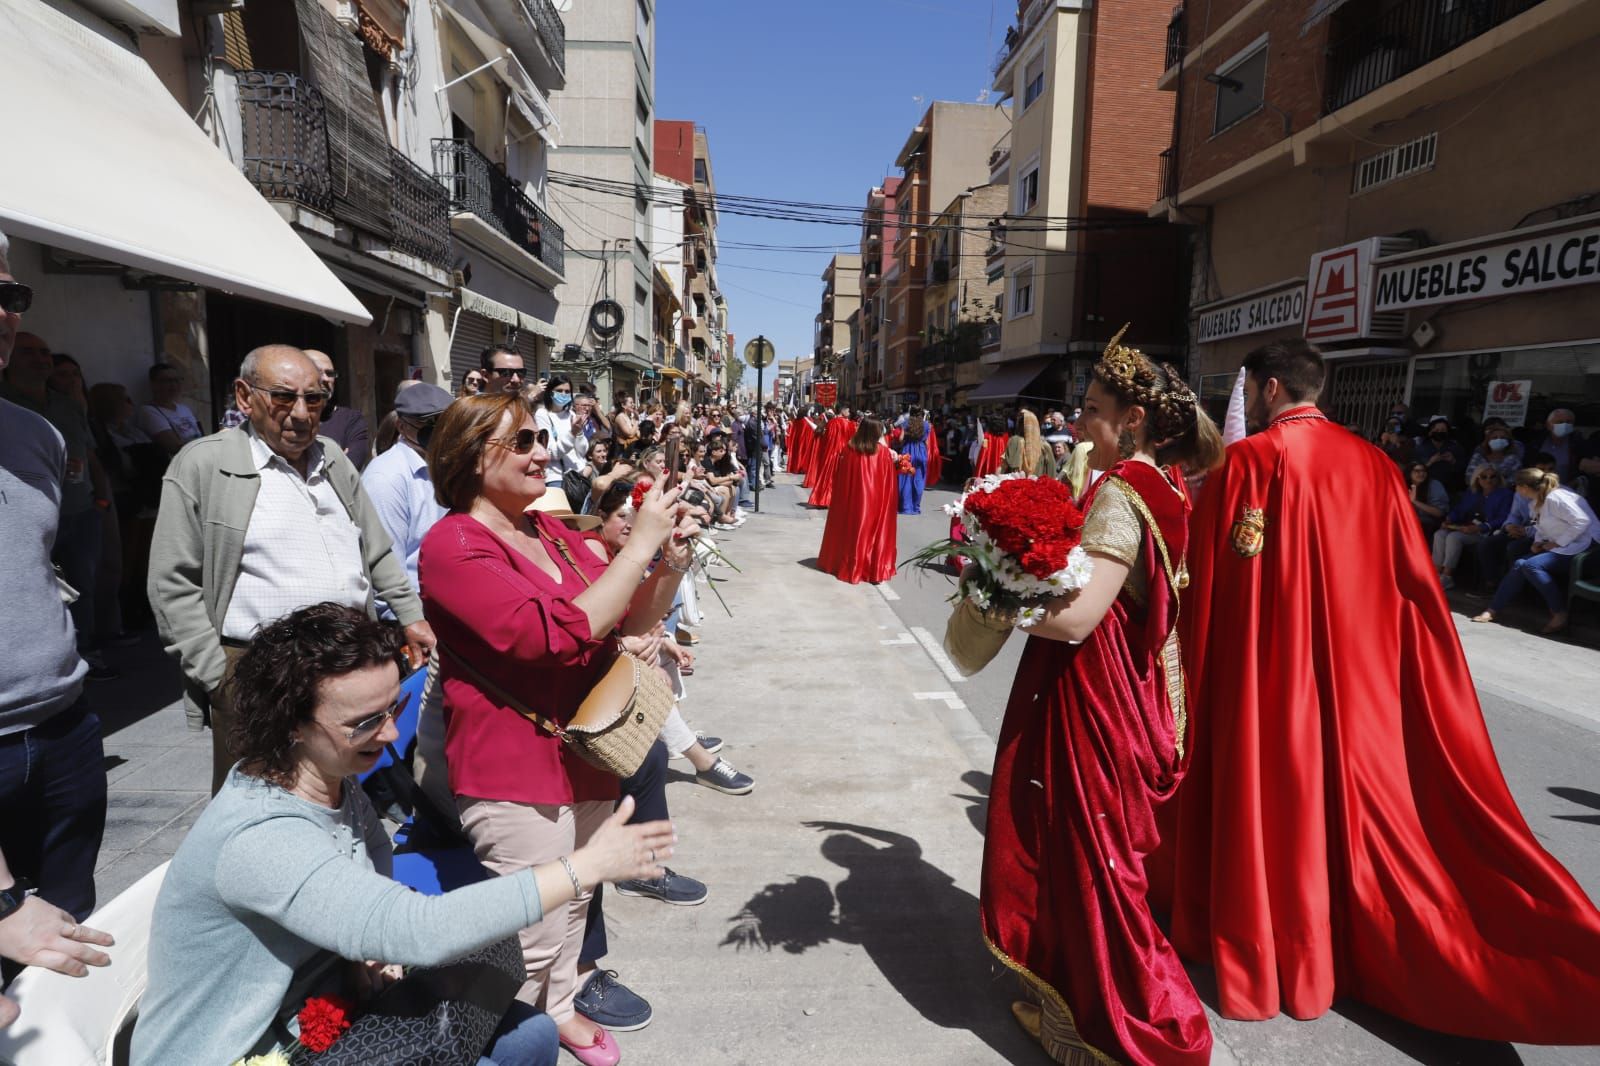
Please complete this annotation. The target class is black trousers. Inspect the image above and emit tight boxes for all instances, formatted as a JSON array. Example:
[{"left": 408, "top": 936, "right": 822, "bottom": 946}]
[{"left": 579, "top": 740, "right": 670, "bottom": 963}]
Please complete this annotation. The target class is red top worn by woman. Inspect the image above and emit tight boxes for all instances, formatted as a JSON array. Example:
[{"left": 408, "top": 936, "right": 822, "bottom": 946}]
[{"left": 419, "top": 510, "right": 621, "bottom": 806}]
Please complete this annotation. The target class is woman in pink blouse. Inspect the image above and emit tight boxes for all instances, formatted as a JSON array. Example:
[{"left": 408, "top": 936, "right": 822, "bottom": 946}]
[{"left": 419, "top": 393, "right": 698, "bottom": 1066}]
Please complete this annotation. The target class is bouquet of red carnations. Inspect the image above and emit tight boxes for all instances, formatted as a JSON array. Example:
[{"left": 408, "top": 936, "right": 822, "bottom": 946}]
[
  {"left": 896, "top": 453, "right": 915, "bottom": 476},
  {"left": 907, "top": 473, "right": 1093, "bottom": 674}
]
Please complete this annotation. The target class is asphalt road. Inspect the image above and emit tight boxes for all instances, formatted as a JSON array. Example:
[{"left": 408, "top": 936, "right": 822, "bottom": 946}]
[{"left": 872, "top": 479, "right": 1600, "bottom": 1066}]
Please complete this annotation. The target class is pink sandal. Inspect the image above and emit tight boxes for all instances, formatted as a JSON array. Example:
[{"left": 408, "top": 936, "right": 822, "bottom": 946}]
[{"left": 560, "top": 1025, "right": 620, "bottom": 1066}]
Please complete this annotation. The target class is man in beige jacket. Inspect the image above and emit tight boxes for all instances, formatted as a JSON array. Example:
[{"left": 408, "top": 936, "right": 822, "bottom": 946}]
[{"left": 148, "top": 345, "right": 432, "bottom": 791}]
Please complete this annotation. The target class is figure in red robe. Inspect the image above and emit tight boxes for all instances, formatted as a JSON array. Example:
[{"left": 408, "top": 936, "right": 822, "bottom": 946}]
[
  {"left": 1157, "top": 337, "right": 1600, "bottom": 1043},
  {"left": 973, "top": 420, "right": 1010, "bottom": 479},
  {"left": 802, "top": 413, "right": 831, "bottom": 489},
  {"left": 925, "top": 421, "right": 944, "bottom": 486},
  {"left": 984, "top": 333, "right": 1222, "bottom": 1066},
  {"left": 807, "top": 411, "right": 858, "bottom": 509},
  {"left": 817, "top": 418, "right": 897, "bottom": 584},
  {"left": 788, "top": 411, "right": 817, "bottom": 476}
]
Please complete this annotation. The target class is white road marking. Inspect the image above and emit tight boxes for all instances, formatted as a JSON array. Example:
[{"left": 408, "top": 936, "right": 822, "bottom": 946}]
[
  {"left": 913, "top": 691, "right": 969, "bottom": 711},
  {"left": 880, "top": 632, "right": 917, "bottom": 646},
  {"left": 876, "top": 584, "right": 901, "bottom": 601},
  {"left": 909, "top": 626, "right": 967, "bottom": 685}
]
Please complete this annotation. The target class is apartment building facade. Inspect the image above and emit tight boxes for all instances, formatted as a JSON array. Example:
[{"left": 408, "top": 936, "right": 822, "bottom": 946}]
[
  {"left": 886, "top": 102, "right": 1013, "bottom": 409},
  {"left": 1159, "top": 0, "right": 1600, "bottom": 436},
  {"left": 546, "top": 0, "right": 656, "bottom": 405},
  {"left": 815, "top": 254, "right": 862, "bottom": 405},
  {"left": 921, "top": 184, "right": 1009, "bottom": 411},
  {"left": 983, "top": 0, "right": 1186, "bottom": 411},
  {"left": 856, "top": 178, "right": 902, "bottom": 412},
  {"left": 657, "top": 121, "right": 731, "bottom": 403}
]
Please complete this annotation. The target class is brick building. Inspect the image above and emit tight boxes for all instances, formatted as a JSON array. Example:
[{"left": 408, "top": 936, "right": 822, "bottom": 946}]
[{"left": 1158, "top": 0, "right": 1600, "bottom": 438}]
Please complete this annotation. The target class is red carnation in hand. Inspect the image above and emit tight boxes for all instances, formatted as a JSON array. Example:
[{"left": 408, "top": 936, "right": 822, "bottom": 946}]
[
  {"left": 629, "top": 478, "right": 654, "bottom": 512},
  {"left": 296, "top": 994, "right": 354, "bottom": 1053}
]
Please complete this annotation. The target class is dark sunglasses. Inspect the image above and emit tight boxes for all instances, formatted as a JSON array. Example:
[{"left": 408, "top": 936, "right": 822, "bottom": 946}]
[
  {"left": 248, "top": 383, "right": 329, "bottom": 410},
  {"left": 488, "top": 427, "right": 549, "bottom": 454},
  {"left": 0, "top": 282, "right": 33, "bottom": 314},
  {"left": 488, "top": 366, "right": 525, "bottom": 379}
]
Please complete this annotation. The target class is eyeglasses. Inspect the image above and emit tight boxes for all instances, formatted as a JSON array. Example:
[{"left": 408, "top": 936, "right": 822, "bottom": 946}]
[
  {"left": 343, "top": 691, "right": 411, "bottom": 743},
  {"left": 0, "top": 282, "right": 33, "bottom": 314},
  {"left": 488, "top": 427, "right": 548, "bottom": 454},
  {"left": 488, "top": 366, "right": 525, "bottom": 379},
  {"left": 247, "top": 383, "right": 329, "bottom": 410}
]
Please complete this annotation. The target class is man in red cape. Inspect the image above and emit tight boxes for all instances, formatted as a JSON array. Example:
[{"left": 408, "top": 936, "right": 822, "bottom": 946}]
[
  {"left": 816, "top": 418, "right": 897, "bottom": 584},
  {"left": 1157, "top": 337, "right": 1600, "bottom": 1043},
  {"left": 807, "top": 408, "right": 857, "bottom": 509},
  {"left": 787, "top": 409, "right": 816, "bottom": 477}
]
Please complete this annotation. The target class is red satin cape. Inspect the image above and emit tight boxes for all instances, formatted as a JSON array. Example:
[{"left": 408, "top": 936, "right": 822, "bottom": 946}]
[
  {"left": 806, "top": 418, "right": 857, "bottom": 507},
  {"left": 787, "top": 418, "right": 815, "bottom": 476},
  {"left": 1155, "top": 415, "right": 1600, "bottom": 1041},
  {"left": 926, "top": 429, "right": 944, "bottom": 485},
  {"left": 973, "top": 432, "right": 1010, "bottom": 479},
  {"left": 982, "top": 462, "right": 1211, "bottom": 1066},
  {"left": 816, "top": 443, "right": 898, "bottom": 584}
]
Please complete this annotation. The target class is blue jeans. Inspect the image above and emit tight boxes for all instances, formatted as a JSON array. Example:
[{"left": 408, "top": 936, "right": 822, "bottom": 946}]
[
  {"left": 1490, "top": 550, "right": 1574, "bottom": 615},
  {"left": 477, "top": 1001, "right": 559, "bottom": 1066},
  {"left": 54, "top": 507, "right": 103, "bottom": 651},
  {"left": 0, "top": 698, "right": 105, "bottom": 922}
]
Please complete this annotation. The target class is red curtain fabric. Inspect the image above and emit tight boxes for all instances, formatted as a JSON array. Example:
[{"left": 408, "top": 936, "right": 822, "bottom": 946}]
[
  {"left": 981, "top": 462, "right": 1211, "bottom": 1066},
  {"left": 806, "top": 419, "right": 857, "bottom": 508},
  {"left": 817, "top": 444, "right": 898, "bottom": 585},
  {"left": 1156, "top": 415, "right": 1600, "bottom": 1041}
]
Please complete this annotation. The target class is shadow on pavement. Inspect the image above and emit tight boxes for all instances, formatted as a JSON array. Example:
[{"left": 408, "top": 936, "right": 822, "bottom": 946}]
[
  {"left": 720, "top": 820, "right": 1044, "bottom": 1062},
  {"left": 1549, "top": 786, "right": 1600, "bottom": 826},
  {"left": 89, "top": 632, "right": 184, "bottom": 739},
  {"left": 1333, "top": 1000, "right": 1522, "bottom": 1065},
  {"left": 955, "top": 770, "right": 990, "bottom": 838},
  {"left": 795, "top": 557, "right": 821, "bottom": 571}
]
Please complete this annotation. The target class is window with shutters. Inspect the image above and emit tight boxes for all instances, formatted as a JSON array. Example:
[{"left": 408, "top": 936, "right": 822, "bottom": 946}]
[
  {"left": 1212, "top": 36, "right": 1269, "bottom": 134},
  {"left": 1023, "top": 51, "right": 1046, "bottom": 110}
]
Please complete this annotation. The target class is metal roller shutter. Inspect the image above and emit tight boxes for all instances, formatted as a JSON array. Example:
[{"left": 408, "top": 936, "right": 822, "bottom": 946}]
[
  {"left": 513, "top": 328, "right": 542, "bottom": 373},
  {"left": 449, "top": 310, "right": 497, "bottom": 393}
]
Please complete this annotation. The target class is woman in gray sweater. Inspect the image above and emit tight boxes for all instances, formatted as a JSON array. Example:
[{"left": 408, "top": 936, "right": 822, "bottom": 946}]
[{"left": 131, "top": 604, "right": 674, "bottom": 1066}]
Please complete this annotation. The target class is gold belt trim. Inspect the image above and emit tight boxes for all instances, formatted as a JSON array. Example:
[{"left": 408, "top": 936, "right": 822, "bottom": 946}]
[{"left": 983, "top": 934, "right": 1124, "bottom": 1066}]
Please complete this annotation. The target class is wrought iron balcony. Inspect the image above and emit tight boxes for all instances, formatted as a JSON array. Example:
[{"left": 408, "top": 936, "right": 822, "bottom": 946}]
[
  {"left": 528, "top": 0, "right": 566, "bottom": 73},
  {"left": 981, "top": 322, "right": 1002, "bottom": 349},
  {"left": 389, "top": 149, "right": 451, "bottom": 269},
  {"left": 1325, "top": 0, "right": 1546, "bottom": 113},
  {"left": 1159, "top": 146, "right": 1177, "bottom": 201},
  {"left": 433, "top": 138, "right": 564, "bottom": 278},
  {"left": 1165, "top": 9, "right": 1185, "bottom": 72},
  {"left": 238, "top": 71, "right": 450, "bottom": 270},
  {"left": 672, "top": 346, "right": 687, "bottom": 372}
]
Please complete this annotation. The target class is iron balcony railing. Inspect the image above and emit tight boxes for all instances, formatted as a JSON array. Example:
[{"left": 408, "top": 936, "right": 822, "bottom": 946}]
[
  {"left": 238, "top": 71, "right": 450, "bottom": 270},
  {"left": 981, "top": 322, "right": 1002, "bottom": 350},
  {"left": 1159, "top": 146, "right": 1178, "bottom": 201},
  {"left": 1165, "top": 9, "right": 1185, "bottom": 72},
  {"left": 1324, "top": 0, "right": 1546, "bottom": 113},
  {"left": 389, "top": 149, "right": 451, "bottom": 269},
  {"left": 527, "top": 0, "right": 566, "bottom": 73},
  {"left": 672, "top": 346, "right": 687, "bottom": 373},
  {"left": 237, "top": 71, "right": 333, "bottom": 214},
  {"left": 433, "top": 138, "right": 565, "bottom": 278}
]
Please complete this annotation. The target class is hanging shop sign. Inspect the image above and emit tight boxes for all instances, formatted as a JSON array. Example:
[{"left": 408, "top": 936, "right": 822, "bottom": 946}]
[
  {"left": 1483, "top": 379, "right": 1534, "bottom": 427},
  {"left": 1193, "top": 280, "right": 1306, "bottom": 344},
  {"left": 1372, "top": 219, "right": 1600, "bottom": 313}
]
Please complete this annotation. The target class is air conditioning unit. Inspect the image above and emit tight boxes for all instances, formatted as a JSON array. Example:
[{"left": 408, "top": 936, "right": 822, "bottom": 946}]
[{"left": 1368, "top": 235, "right": 1419, "bottom": 339}]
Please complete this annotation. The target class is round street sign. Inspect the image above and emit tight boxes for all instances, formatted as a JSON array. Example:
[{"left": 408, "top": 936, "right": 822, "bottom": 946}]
[{"left": 744, "top": 335, "right": 776, "bottom": 369}]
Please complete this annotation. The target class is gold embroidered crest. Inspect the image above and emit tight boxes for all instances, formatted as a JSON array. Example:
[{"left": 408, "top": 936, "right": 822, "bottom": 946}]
[{"left": 1231, "top": 506, "right": 1267, "bottom": 558}]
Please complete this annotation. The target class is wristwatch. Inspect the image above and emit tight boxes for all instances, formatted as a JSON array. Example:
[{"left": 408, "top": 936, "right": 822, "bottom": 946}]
[{"left": 0, "top": 878, "right": 35, "bottom": 923}]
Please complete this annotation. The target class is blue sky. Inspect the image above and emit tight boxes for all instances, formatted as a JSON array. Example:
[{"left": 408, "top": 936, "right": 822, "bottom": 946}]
[{"left": 655, "top": 0, "right": 1008, "bottom": 387}]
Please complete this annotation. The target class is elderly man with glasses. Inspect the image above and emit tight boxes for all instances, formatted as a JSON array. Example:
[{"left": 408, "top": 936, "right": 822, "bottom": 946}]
[{"left": 148, "top": 344, "right": 433, "bottom": 793}]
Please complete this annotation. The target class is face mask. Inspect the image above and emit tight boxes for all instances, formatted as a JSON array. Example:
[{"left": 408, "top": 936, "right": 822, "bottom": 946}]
[
  {"left": 1552, "top": 422, "right": 1575, "bottom": 438},
  {"left": 1488, "top": 438, "right": 1510, "bottom": 452},
  {"left": 1430, "top": 429, "right": 1448, "bottom": 439},
  {"left": 553, "top": 392, "right": 573, "bottom": 409}
]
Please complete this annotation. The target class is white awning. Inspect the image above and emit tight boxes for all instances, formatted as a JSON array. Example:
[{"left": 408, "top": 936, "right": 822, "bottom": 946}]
[
  {"left": 0, "top": 1, "right": 371, "bottom": 325},
  {"left": 457, "top": 287, "right": 557, "bottom": 340},
  {"left": 437, "top": 3, "right": 561, "bottom": 147}
]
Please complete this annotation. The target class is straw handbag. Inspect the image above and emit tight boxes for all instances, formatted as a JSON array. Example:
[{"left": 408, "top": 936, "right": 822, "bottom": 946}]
[{"left": 441, "top": 527, "right": 674, "bottom": 779}]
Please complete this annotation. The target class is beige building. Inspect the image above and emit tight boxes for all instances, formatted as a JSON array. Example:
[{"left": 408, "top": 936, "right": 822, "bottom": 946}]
[
  {"left": 921, "top": 184, "right": 1008, "bottom": 410},
  {"left": 815, "top": 253, "right": 862, "bottom": 404}
]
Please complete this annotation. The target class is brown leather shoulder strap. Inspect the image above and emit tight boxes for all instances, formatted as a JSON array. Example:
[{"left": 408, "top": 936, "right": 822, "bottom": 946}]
[
  {"left": 437, "top": 641, "right": 568, "bottom": 742},
  {"left": 531, "top": 517, "right": 594, "bottom": 589}
]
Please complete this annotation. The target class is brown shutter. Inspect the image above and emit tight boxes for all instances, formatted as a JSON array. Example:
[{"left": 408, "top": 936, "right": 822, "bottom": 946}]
[{"left": 295, "top": 0, "right": 393, "bottom": 240}]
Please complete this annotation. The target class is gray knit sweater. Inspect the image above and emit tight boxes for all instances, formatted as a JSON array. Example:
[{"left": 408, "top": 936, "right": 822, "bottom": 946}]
[{"left": 131, "top": 768, "right": 542, "bottom": 1066}]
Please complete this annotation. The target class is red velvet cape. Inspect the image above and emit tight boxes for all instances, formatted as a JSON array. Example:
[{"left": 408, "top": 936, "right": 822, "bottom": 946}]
[
  {"left": 973, "top": 432, "right": 1010, "bottom": 479},
  {"left": 788, "top": 417, "right": 816, "bottom": 476},
  {"left": 926, "top": 428, "right": 944, "bottom": 485},
  {"left": 816, "top": 443, "right": 897, "bottom": 584},
  {"left": 982, "top": 461, "right": 1211, "bottom": 1066},
  {"left": 1155, "top": 413, "right": 1600, "bottom": 1040},
  {"left": 806, "top": 418, "right": 857, "bottom": 507}
]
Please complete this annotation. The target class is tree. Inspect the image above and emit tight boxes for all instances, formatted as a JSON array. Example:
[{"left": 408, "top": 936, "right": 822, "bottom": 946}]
[{"left": 726, "top": 352, "right": 746, "bottom": 396}]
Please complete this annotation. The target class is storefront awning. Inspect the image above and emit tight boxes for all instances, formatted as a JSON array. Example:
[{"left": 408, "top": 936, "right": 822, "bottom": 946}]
[
  {"left": 0, "top": 1, "right": 371, "bottom": 325},
  {"left": 458, "top": 287, "right": 558, "bottom": 341},
  {"left": 967, "top": 356, "right": 1055, "bottom": 404},
  {"left": 438, "top": 4, "right": 561, "bottom": 147},
  {"left": 658, "top": 366, "right": 688, "bottom": 380}
]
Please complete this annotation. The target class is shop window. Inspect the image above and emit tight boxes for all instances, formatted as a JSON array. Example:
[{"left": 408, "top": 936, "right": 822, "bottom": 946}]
[
  {"left": 1023, "top": 51, "right": 1046, "bottom": 110},
  {"left": 1409, "top": 344, "right": 1600, "bottom": 442},
  {"left": 1212, "top": 36, "right": 1268, "bottom": 134}
]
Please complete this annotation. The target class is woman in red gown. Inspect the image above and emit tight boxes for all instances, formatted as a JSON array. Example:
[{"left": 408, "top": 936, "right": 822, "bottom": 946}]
[
  {"left": 981, "top": 333, "right": 1224, "bottom": 1066},
  {"left": 817, "top": 418, "right": 897, "bottom": 584},
  {"left": 807, "top": 410, "right": 858, "bottom": 508}
]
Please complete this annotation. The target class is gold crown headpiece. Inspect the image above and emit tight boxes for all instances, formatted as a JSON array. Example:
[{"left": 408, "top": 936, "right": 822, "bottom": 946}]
[
  {"left": 1096, "top": 323, "right": 1148, "bottom": 396},
  {"left": 1093, "top": 323, "right": 1198, "bottom": 440}
]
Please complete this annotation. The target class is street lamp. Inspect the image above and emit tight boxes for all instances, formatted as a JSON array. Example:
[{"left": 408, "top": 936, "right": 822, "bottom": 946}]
[{"left": 744, "top": 335, "right": 776, "bottom": 512}]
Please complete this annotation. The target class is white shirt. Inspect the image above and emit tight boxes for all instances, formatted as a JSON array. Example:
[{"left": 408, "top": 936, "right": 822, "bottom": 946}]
[
  {"left": 360, "top": 440, "right": 446, "bottom": 607},
  {"left": 220, "top": 433, "right": 370, "bottom": 640},
  {"left": 534, "top": 406, "right": 588, "bottom": 478},
  {"left": 1532, "top": 486, "right": 1599, "bottom": 556},
  {"left": 135, "top": 402, "right": 203, "bottom": 444}
]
